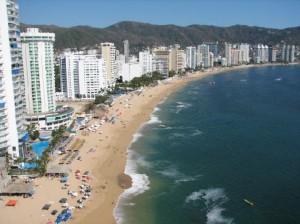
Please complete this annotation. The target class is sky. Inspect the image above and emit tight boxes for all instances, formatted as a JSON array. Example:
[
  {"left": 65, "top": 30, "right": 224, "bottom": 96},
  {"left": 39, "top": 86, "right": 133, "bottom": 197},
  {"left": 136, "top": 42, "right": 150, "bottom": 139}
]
[{"left": 18, "top": 0, "right": 300, "bottom": 29}]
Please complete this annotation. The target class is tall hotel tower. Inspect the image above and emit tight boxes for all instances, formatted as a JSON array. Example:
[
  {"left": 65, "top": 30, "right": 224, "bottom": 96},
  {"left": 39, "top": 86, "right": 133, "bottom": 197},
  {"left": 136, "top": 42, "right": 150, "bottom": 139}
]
[
  {"left": 123, "top": 40, "right": 129, "bottom": 63},
  {"left": 0, "top": 0, "right": 27, "bottom": 158},
  {"left": 101, "top": 42, "right": 117, "bottom": 86},
  {"left": 21, "top": 28, "right": 56, "bottom": 114}
]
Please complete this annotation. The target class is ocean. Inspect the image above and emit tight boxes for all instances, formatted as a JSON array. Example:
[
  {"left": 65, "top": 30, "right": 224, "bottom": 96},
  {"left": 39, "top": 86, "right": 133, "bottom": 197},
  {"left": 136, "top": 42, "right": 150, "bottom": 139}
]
[{"left": 114, "top": 65, "right": 300, "bottom": 224}]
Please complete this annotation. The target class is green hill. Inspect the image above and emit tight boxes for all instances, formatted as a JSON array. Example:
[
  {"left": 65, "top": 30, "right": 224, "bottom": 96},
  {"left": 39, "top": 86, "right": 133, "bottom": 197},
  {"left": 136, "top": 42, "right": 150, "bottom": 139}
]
[{"left": 20, "top": 21, "right": 300, "bottom": 52}]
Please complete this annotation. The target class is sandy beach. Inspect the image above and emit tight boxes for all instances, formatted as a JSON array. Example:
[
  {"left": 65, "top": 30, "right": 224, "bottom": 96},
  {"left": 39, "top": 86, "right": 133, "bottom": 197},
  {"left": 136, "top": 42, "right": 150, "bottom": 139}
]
[{"left": 0, "top": 64, "right": 275, "bottom": 224}]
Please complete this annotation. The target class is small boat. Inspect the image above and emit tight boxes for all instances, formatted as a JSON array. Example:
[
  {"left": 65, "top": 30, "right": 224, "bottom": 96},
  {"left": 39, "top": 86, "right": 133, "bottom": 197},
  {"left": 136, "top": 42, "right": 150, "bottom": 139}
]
[{"left": 244, "top": 199, "right": 254, "bottom": 206}]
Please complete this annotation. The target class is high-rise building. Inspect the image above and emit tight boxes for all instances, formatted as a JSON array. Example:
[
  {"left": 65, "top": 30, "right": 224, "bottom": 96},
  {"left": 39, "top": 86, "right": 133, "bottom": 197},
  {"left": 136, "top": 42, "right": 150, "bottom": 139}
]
[
  {"left": 203, "top": 42, "right": 218, "bottom": 62},
  {"left": 290, "top": 45, "right": 295, "bottom": 63},
  {"left": 185, "top": 46, "right": 197, "bottom": 69},
  {"left": 169, "top": 44, "right": 180, "bottom": 72},
  {"left": 231, "top": 49, "right": 239, "bottom": 66},
  {"left": 269, "top": 47, "right": 277, "bottom": 62},
  {"left": 238, "top": 43, "right": 250, "bottom": 63},
  {"left": 0, "top": 0, "right": 28, "bottom": 158},
  {"left": 198, "top": 44, "right": 210, "bottom": 68},
  {"left": 101, "top": 42, "right": 117, "bottom": 86},
  {"left": 281, "top": 44, "right": 295, "bottom": 63},
  {"left": 225, "top": 42, "right": 232, "bottom": 66},
  {"left": 285, "top": 45, "right": 290, "bottom": 62},
  {"left": 139, "top": 50, "right": 153, "bottom": 75},
  {"left": 21, "top": 28, "right": 56, "bottom": 114},
  {"left": 152, "top": 47, "right": 169, "bottom": 75},
  {"left": 123, "top": 40, "right": 129, "bottom": 63},
  {"left": 177, "top": 49, "right": 186, "bottom": 72},
  {"left": 60, "top": 52, "right": 107, "bottom": 99},
  {"left": 281, "top": 44, "right": 286, "bottom": 61}
]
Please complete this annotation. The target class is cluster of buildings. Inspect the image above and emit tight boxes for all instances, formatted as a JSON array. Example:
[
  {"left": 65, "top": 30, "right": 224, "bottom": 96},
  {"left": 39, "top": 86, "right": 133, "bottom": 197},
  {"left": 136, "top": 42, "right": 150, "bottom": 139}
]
[
  {"left": 0, "top": 0, "right": 299, "bottom": 160},
  {"left": 0, "top": 0, "right": 73, "bottom": 159},
  {"left": 59, "top": 41, "right": 297, "bottom": 101}
]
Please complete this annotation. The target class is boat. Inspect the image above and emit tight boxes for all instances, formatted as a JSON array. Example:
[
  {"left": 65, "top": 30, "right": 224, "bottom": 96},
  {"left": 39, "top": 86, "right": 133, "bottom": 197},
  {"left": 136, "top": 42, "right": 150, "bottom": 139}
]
[{"left": 244, "top": 199, "right": 254, "bottom": 206}]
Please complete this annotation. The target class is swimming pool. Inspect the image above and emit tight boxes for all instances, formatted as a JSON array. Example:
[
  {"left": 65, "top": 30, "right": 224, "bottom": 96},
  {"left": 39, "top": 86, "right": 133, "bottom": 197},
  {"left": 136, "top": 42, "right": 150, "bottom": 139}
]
[
  {"left": 31, "top": 141, "right": 50, "bottom": 158},
  {"left": 19, "top": 141, "right": 50, "bottom": 169},
  {"left": 20, "top": 162, "right": 38, "bottom": 169}
]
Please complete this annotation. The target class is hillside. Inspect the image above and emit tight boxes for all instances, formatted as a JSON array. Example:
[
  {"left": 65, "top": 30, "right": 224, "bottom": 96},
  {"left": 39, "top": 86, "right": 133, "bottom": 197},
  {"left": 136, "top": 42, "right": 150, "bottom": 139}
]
[{"left": 20, "top": 21, "right": 300, "bottom": 52}]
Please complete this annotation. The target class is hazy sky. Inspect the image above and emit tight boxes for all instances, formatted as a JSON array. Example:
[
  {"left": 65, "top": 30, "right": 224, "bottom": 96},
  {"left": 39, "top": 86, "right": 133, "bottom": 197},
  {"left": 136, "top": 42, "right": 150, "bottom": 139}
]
[{"left": 18, "top": 0, "right": 300, "bottom": 29}]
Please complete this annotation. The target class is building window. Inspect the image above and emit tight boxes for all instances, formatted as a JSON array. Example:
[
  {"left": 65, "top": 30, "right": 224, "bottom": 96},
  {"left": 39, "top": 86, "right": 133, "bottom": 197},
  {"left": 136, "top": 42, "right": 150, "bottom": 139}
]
[{"left": 13, "top": 146, "right": 16, "bottom": 151}]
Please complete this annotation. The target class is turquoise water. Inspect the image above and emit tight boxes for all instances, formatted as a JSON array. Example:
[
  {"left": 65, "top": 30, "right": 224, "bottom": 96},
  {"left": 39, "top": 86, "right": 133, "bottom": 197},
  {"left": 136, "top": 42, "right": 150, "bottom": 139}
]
[
  {"left": 21, "top": 142, "right": 50, "bottom": 169},
  {"left": 114, "top": 65, "right": 300, "bottom": 224},
  {"left": 31, "top": 141, "right": 50, "bottom": 158},
  {"left": 20, "top": 162, "right": 37, "bottom": 169}
]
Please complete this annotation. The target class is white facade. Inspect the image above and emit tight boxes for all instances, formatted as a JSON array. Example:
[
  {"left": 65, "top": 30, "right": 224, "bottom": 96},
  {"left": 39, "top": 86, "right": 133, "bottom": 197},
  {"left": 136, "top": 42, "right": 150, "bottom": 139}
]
[
  {"left": 21, "top": 28, "right": 56, "bottom": 114},
  {"left": 0, "top": 0, "right": 27, "bottom": 158},
  {"left": 101, "top": 42, "right": 117, "bottom": 86},
  {"left": 254, "top": 45, "right": 269, "bottom": 64},
  {"left": 121, "top": 62, "right": 142, "bottom": 82},
  {"left": 60, "top": 52, "right": 81, "bottom": 99},
  {"left": 139, "top": 50, "right": 153, "bottom": 75},
  {"left": 60, "top": 52, "right": 107, "bottom": 99},
  {"left": 78, "top": 56, "right": 107, "bottom": 99},
  {"left": 290, "top": 45, "right": 295, "bottom": 63},
  {"left": 269, "top": 47, "right": 277, "bottom": 62},
  {"left": 198, "top": 44, "right": 210, "bottom": 68},
  {"left": 185, "top": 46, "right": 197, "bottom": 69},
  {"left": 238, "top": 44, "right": 250, "bottom": 63},
  {"left": 26, "top": 106, "right": 74, "bottom": 131}
]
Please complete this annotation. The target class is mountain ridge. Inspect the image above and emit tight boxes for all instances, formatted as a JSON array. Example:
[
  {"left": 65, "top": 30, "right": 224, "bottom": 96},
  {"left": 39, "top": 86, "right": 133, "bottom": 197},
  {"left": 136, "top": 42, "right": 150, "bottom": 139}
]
[{"left": 20, "top": 21, "right": 300, "bottom": 52}]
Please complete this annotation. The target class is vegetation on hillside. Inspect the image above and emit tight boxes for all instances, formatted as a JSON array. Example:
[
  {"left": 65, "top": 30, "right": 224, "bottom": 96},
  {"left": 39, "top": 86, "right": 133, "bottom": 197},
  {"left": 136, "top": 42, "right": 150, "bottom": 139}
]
[{"left": 20, "top": 22, "right": 300, "bottom": 53}]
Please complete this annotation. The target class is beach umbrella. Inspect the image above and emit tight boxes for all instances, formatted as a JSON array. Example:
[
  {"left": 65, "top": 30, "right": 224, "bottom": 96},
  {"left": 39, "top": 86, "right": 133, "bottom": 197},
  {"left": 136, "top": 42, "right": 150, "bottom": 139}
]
[
  {"left": 62, "top": 216, "right": 69, "bottom": 222},
  {"left": 51, "top": 210, "right": 58, "bottom": 215},
  {"left": 59, "top": 198, "right": 67, "bottom": 203},
  {"left": 55, "top": 217, "right": 62, "bottom": 224},
  {"left": 62, "top": 208, "right": 68, "bottom": 214},
  {"left": 62, "top": 203, "right": 69, "bottom": 208}
]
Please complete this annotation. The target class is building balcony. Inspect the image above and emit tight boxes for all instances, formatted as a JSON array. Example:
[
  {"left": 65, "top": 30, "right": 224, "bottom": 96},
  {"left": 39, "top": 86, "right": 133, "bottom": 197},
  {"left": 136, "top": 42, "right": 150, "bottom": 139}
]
[
  {"left": 0, "top": 136, "right": 8, "bottom": 144},
  {"left": 0, "top": 124, "right": 8, "bottom": 132},
  {"left": 0, "top": 130, "right": 8, "bottom": 138},
  {"left": 0, "top": 118, "right": 8, "bottom": 125}
]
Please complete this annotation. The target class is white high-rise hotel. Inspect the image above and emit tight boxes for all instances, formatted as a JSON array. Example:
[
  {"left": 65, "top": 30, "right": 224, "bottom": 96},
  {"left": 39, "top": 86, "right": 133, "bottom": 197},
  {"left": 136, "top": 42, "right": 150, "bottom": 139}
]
[
  {"left": 60, "top": 52, "right": 107, "bottom": 99},
  {"left": 0, "top": 0, "right": 27, "bottom": 158},
  {"left": 139, "top": 50, "right": 153, "bottom": 75},
  {"left": 21, "top": 28, "right": 56, "bottom": 114},
  {"left": 185, "top": 46, "right": 197, "bottom": 69}
]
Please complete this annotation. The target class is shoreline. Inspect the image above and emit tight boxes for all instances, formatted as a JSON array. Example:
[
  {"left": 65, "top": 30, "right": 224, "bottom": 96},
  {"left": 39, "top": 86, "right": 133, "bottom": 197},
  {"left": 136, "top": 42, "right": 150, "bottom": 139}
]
[
  {"left": 0, "top": 63, "right": 297, "bottom": 224},
  {"left": 75, "top": 63, "right": 276, "bottom": 224}
]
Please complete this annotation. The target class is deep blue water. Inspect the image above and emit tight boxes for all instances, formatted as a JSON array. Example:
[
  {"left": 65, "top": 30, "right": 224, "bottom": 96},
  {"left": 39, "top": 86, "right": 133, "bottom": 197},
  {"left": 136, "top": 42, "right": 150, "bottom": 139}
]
[{"left": 114, "top": 65, "right": 300, "bottom": 224}]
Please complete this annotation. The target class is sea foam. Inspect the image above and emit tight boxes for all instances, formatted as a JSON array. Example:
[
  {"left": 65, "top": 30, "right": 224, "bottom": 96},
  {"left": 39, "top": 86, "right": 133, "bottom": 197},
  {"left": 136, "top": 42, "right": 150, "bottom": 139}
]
[
  {"left": 157, "top": 164, "right": 201, "bottom": 184},
  {"left": 132, "top": 133, "right": 143, "bottom": 143},
  {"left": 206, "top": 207, "right": 234, "bottom": 224},
  {"left": 185, "top": 188, "right": 227, "bottom": 205},
  {"left": 185, "top": 188, "right": 234, "bottom": 224},
  {"left": 114, "top": 150, "right": 151, "bottom": 224}
]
